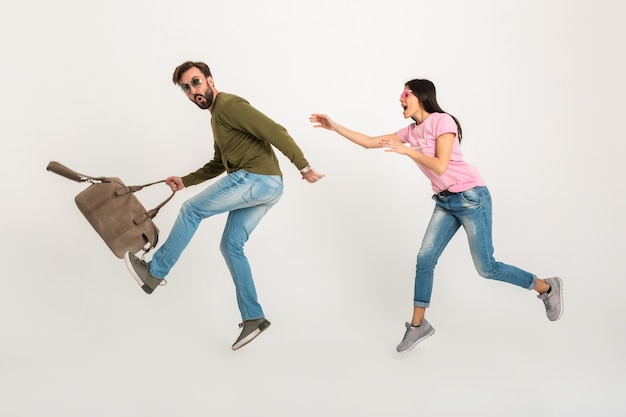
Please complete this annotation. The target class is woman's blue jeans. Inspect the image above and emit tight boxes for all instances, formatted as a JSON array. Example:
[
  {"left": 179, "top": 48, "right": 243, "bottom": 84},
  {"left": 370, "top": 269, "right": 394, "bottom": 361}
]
[
  {"left": 148, "top": 170, "right": 283, "bottom": 320},
  {"left": 413, "top": 186, "right": 536, "bottom": 308}
]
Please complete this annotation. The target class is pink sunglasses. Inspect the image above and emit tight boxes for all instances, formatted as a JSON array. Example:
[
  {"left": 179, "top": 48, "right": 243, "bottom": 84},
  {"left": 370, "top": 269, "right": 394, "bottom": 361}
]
[{"left": 400, "top": 89, "right": 412, "bottom": 100}]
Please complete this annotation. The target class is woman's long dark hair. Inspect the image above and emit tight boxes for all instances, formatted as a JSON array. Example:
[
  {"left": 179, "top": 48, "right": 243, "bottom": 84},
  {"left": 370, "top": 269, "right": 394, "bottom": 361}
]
[{"left": 406, "top": 79, "right": 463, "bottom": 143}]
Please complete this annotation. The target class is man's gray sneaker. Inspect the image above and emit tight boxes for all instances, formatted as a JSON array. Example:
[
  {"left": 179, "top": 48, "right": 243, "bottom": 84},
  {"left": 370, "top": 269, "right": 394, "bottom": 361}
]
[
  {"left": 232, "top": 318, "right": 271, "bottom": 351},
  {"left": 538, "top": 277, "right": 564, "bottom": 321},
  {"left": 124, "top": 251, "right": 166, "bottom": 294},
  {"left": 396, "top": 319, "right": 435, "bottom": 353}
]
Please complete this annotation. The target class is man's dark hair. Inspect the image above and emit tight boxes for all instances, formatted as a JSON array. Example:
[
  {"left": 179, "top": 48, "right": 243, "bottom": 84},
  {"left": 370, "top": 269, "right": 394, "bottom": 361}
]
[{"left": 172, "top": 61, "right": 212, "bottom": 85}]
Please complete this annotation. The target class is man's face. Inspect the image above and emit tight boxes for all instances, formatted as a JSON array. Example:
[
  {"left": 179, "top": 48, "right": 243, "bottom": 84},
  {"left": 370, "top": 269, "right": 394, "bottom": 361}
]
[{"left": 179, "top": 67, "right": 214, "bottom": 110}]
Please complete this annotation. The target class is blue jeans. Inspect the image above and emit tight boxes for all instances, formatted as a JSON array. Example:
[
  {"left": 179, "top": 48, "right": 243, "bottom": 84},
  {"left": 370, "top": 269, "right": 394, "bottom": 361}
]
[
  {"left": 148, "top": 170, "right": 284, "bottom": 320},
  {"left": 413, "top": 186, "right": 536, "bottom": 308}
]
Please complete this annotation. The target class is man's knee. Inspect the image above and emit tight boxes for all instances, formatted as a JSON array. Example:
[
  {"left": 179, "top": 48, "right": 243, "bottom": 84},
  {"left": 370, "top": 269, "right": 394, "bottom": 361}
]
[{"left": 220, "top": 234, "right": 246, "bottom": 257}]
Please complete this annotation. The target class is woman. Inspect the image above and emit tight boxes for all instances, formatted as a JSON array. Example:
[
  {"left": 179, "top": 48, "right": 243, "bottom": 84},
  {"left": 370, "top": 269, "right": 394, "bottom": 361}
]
[{"left": 310, "top": 79, "right": 563, "bottom": 353}]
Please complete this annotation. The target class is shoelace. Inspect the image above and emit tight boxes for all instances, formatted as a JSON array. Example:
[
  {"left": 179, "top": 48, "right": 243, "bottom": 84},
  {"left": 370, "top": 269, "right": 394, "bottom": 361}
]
[
  {"left": 402, "top": 324, "right": 416, "bottom": 340},
  {"left": 543, "top": 295, "right": 552, "bottom": 309},
  {"left": 138, "top": 253, "right": 168, "bottom": 287}
]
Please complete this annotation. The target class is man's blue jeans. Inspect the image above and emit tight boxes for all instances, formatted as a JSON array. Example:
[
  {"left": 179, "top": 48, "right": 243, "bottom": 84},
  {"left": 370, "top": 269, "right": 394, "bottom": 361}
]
[
  {"left": 148, "top": 170, "right": 284, "bottom": 320},
  {"left": 413, "top": 186, "right": 536, "bottom": 308}
]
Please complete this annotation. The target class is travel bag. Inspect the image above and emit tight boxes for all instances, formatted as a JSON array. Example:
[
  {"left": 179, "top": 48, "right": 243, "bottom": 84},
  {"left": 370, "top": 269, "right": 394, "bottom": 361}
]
[{"left": 46, "top": 161, "right": 175, "bottom": 258}]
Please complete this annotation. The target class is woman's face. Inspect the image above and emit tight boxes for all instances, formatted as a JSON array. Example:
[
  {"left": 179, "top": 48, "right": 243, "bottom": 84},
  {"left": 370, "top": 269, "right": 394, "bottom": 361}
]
[{"left": 399, "top": 87, "right": 419, "bottom": 119}]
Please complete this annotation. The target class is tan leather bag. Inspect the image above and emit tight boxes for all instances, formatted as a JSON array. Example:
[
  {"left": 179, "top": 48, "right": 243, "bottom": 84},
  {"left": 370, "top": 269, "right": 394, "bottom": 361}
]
[{"left": 47, "top": 161, "right": 176, "bottom": 258}]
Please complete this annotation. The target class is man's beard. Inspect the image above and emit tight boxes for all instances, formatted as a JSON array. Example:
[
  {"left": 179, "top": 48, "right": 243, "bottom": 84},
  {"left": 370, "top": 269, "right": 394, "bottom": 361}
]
[{"left": 193, "top": 90, "right": 214, "bottom": 109}]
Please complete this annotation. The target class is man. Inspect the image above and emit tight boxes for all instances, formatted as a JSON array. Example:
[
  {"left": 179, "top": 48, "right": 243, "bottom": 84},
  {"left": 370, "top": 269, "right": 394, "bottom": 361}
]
[{"left": 125, "top": 61, "right": 324, "bottom": 350}]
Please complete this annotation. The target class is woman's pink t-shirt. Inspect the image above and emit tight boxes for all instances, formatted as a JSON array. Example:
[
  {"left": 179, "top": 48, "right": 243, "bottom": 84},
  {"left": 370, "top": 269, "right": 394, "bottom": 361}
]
[{"left": 395, "top": 112, "right": 485, "bottom": 194}]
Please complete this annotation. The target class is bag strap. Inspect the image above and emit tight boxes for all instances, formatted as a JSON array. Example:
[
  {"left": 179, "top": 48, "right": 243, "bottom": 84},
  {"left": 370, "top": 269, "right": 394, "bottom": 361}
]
[
  {"left": 115, "top": 181, "right": 177, "bottom": 224},
  {"left": 47, "top": 161, "right": 109, "bottom": 183}
]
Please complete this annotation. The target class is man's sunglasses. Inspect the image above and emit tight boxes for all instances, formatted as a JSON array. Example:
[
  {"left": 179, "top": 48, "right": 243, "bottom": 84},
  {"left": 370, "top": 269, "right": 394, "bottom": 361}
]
[{"left": 180, "top": 77, "right": 203, "bottom": 93}]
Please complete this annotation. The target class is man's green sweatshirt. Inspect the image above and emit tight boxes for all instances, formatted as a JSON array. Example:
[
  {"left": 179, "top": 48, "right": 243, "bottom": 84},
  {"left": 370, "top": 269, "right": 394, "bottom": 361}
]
[{"left": 181, "top": 92, "right": 309, "bottom": 186}]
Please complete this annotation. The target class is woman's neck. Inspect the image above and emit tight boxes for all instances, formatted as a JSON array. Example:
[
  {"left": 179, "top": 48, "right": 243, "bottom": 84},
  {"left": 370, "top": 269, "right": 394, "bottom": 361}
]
[{"left": 414, "top": 110, "right": 431, "bottom": 124}]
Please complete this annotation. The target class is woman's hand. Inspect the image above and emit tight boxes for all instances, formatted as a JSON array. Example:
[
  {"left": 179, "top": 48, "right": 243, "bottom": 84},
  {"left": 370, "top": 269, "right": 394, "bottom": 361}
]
[
  {"left": 309, "top": 113, "right": 336, "bottom": 131},
  {"left": 380, "top": 136, "right": 409, "bottom": 155}
]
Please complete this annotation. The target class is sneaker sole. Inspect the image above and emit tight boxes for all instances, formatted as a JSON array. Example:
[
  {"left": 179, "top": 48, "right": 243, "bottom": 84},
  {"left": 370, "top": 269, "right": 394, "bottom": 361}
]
[
  {"left": 232, "top": 321, "right": 271, "bottom": 351},
  {"left": 123, "top": 252, "right": 155, "bottom": 294},
  {"left": 124, "top": 252, "right": 145, "bottom": 287},
  {"left": 397, "top": 328, "right": 436, "bottom": 353}
]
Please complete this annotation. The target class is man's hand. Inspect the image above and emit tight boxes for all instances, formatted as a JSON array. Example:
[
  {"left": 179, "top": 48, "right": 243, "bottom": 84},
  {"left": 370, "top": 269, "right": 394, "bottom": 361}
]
[
  {"left": 165, "top": 176, "right": 185, "bottom": 191},
  {"left": 301, "top": 167, "right": 325, "bottom": 183}
]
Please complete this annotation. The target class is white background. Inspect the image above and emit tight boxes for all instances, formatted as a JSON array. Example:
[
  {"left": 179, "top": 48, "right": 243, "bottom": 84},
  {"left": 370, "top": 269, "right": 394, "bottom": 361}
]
[{"left": 1, "top": 1, "right": 625, "bottom": 416}]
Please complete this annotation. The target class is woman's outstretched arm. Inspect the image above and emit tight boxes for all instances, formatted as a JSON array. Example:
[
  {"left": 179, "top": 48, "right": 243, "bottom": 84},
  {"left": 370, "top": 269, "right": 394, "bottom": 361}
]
[{"left": 310, "top": 113, "right": 398, "bottom": 149}]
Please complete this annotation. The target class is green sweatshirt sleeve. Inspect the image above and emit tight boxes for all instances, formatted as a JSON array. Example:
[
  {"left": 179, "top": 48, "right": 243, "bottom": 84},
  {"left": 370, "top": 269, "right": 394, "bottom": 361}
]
[
  {"left": 220, "top": 98, "right": 309, "bottom": 170},
  {"left": 181, "top": 142, "right": 225, "bottom": 186}
]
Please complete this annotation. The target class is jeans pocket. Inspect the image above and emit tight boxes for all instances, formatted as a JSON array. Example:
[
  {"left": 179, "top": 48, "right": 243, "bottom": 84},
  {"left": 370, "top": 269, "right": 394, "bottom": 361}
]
[
  {"left": 459, "top": 187, "right": 482, "bottom": 206},
  {"left": 247, "top": 176, "right": 283, "bottom": 203}
]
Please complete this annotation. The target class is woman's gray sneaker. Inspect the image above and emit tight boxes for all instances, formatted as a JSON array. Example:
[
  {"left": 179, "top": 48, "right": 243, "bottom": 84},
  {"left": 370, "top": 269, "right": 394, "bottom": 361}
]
[
  {"left": 537, "top": 277, "right": 564, "bottom": 321},
  {"left": 396, "top": 319, "right": 435, "bottom": 353}
]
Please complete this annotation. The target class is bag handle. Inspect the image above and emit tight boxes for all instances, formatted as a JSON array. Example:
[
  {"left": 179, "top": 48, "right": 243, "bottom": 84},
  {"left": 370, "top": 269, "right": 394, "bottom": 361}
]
[
  {"left": 46, "top": 161, "right": 109, "bottom": 183},
  {"left": 115, "top": 181, "right": 177, "bottom": 224}
]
